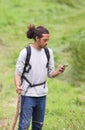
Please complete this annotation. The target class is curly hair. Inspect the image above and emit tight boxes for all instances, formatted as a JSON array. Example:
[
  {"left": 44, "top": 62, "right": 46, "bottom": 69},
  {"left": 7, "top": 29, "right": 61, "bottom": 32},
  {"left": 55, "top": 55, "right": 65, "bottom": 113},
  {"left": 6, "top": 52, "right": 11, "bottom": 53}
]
[{"left": 26, "top": 24, "right": 49, "bottom": 40}]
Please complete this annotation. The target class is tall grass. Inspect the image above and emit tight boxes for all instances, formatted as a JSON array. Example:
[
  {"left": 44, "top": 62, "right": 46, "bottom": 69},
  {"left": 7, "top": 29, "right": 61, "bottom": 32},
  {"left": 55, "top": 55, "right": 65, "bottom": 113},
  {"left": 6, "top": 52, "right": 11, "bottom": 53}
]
[
  {"left": 70, "top": 31, "right": 85, "bottom": 85},
  {"left": 45, "top": 0, "right": 84, "bottom": 8}
]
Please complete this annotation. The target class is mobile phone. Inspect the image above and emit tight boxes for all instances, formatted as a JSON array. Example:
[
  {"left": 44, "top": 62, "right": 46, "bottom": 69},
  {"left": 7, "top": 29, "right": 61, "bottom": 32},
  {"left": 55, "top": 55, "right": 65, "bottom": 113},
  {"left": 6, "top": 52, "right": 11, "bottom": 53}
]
[{"left": 63, "top": 64, "right": 68, "bottom": 68}]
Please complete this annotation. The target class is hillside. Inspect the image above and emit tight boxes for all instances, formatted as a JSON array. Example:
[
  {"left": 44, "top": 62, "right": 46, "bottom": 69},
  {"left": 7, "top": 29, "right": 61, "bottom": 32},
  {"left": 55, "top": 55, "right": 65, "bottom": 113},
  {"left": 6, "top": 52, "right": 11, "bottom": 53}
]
[{"left": 0, "top": 0, "right": 85, "bottom": 129}]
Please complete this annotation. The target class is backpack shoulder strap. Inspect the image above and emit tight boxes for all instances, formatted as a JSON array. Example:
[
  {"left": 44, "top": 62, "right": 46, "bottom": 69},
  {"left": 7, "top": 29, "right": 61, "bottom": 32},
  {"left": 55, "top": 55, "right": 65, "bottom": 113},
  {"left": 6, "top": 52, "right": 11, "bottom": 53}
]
[
  {"left": 25, "top": 45, "right": 31, "bottom": 66},
  {"left": 44, "top": 47, "right": 50, "bottom": 67},
  {"left": 22, "top": 45, "right": 31, "bottom": 77}
]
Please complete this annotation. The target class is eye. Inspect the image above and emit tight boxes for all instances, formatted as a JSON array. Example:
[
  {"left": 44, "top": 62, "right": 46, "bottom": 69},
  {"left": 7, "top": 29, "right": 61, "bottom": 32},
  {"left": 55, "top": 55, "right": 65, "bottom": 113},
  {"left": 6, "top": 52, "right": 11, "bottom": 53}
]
[{"left": 44, "top": 39, "right": 48, "bottom": 42}]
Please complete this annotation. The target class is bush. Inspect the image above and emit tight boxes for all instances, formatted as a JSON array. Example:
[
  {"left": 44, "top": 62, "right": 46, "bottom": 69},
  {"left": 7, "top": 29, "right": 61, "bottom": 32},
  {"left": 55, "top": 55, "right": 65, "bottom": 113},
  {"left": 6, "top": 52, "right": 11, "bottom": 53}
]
[{"left": 70, "top": 32, "right": 85, "bottom": 85}]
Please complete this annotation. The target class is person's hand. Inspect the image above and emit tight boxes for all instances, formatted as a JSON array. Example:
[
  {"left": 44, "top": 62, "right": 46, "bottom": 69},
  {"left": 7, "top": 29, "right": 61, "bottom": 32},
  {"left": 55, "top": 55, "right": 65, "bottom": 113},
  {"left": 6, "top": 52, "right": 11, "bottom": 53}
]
[
  {"left": 16, "top": 85, "right": 22, "bottom": 94},
  {"left": 56, "top": 64, "right": 68, "bottom": 74},
  {"left": 52, "top": 64, "right": 68, "bottom": 77}
]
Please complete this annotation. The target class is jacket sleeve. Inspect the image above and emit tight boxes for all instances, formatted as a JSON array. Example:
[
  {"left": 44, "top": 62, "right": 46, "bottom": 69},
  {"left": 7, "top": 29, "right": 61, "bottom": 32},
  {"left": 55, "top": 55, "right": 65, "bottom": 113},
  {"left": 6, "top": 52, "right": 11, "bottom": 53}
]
[
  {"left": 15, "top": 48, "right": 27, "bottom": 77},
  {"left": 47, "top": 48, "right": 55, "bottom": 78}
]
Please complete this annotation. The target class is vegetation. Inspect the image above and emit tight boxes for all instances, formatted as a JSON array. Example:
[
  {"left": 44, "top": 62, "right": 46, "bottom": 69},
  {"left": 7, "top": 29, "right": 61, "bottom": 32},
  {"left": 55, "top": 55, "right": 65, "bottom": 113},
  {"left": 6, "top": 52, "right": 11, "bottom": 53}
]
[
  {"left": 0, "top": 0, "right": 85, "bottom": 129},
  {"left": 70, "top": 31, "right": 85, "bottom": 86}
]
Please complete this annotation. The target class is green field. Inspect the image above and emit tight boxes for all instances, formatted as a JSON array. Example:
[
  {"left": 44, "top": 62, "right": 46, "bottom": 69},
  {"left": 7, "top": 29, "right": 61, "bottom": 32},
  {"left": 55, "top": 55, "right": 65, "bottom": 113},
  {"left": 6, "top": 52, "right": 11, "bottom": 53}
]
[{"left": 0, "top": 0, "right": 85, "bottom": 130}]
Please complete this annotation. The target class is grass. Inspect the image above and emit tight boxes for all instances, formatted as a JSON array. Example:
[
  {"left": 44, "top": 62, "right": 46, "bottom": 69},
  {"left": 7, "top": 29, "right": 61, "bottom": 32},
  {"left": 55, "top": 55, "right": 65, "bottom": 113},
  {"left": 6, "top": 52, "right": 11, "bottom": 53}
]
[
  {"left": 44, "top": 79, "right": 85, "bottom": 130},
  {"left": 0, "top": 0, "right": 85, "bottom": 129}
]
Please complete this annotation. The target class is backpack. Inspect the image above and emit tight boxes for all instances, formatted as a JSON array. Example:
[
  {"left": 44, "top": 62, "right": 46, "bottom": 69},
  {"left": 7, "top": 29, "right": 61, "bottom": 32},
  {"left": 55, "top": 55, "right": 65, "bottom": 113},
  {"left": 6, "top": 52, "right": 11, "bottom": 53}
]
[{"left": 21, "top": 45, "right": 50, "bottom": 88}]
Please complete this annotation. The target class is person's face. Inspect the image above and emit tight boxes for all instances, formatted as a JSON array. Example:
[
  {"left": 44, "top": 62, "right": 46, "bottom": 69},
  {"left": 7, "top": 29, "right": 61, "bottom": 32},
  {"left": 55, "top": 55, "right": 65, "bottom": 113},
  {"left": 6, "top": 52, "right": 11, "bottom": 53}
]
[{"left": 37, "top": 34, "right": 49, "bottom": 48}]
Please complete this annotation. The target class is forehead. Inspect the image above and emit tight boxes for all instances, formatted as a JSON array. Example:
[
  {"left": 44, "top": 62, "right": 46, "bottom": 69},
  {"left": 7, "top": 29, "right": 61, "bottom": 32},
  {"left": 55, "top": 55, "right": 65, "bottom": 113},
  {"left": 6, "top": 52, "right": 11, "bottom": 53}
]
[{"left": 42, "top": 34, "right": 49, "bottom": 39}]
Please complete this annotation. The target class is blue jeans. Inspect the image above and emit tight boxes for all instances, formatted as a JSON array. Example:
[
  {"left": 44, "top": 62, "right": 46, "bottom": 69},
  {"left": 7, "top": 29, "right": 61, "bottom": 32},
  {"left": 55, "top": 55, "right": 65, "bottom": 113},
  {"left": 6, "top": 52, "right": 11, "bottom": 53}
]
[{"left": 18, "top": 96, "right": 46, "bottom": 130}]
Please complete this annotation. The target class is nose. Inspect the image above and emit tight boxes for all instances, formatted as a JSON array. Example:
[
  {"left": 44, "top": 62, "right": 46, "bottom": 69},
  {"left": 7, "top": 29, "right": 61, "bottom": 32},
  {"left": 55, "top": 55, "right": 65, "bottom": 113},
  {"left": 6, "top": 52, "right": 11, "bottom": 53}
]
[{"left": 46, "top": 41, "right": 48, "bottom": 45}]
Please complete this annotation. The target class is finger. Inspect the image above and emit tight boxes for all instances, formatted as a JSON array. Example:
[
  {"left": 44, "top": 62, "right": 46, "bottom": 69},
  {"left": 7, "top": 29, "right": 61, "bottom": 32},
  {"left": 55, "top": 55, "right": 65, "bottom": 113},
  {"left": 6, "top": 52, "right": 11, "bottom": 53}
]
[
  {"left": 16, "top": 87, "right": 22, "bottom": 94},
  {"left": 16, "top": 90, "right": 22, "bottom": 94},
  {"left": 17, "top": 86, "right": 22, "bottom": 90},
  {"left": 59, "top": 67, "right": 65, "bottom": 73}
]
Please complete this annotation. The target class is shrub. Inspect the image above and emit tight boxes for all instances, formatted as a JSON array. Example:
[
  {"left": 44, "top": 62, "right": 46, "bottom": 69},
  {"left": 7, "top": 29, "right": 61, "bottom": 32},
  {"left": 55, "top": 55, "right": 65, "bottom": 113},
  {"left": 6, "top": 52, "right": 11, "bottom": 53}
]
[{"left": 70, "top": 31, "right": 85, "bottom": 85}]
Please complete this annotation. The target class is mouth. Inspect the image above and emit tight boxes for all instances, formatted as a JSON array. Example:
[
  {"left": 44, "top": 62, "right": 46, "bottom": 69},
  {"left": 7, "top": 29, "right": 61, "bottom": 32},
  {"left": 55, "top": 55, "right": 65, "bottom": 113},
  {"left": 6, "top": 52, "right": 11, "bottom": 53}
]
[{"left": 45, "top": 43, "right": 48, "bottom": 46}]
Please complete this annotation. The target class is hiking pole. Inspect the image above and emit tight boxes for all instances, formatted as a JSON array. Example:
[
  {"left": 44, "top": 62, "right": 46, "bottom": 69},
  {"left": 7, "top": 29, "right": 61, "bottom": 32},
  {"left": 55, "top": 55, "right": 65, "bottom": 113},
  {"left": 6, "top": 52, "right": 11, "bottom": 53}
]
[{"left": 11, "top": 94, "right": 21, "bottom": 130}]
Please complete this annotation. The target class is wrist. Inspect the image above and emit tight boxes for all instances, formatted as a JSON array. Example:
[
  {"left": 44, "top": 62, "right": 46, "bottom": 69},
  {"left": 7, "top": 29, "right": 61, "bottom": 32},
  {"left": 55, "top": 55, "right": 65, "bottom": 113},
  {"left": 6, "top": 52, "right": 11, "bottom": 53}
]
[
  {"left": 55, "top": 70, "right": 60, "bottom": 76},
  {"left": 52, "top": 70, "right": 60, "bottom": 78},
  {"left": 16, "top": 84, "right": 21, "bottom": 88}
]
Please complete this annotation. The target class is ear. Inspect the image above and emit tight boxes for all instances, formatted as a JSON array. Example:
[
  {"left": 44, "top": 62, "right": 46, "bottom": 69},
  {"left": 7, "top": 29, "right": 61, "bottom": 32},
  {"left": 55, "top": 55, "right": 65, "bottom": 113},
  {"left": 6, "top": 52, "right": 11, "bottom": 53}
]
[{"left": 35, "top": 36, "right": 39, "bottom": 41}]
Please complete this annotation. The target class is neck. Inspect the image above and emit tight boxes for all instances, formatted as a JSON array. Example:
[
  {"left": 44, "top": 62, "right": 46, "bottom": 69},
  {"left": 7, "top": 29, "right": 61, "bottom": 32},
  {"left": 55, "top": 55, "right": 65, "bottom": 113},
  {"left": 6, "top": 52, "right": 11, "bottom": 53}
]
[{"left": 32, "top": 42, "right": 41, "bottom": 50}]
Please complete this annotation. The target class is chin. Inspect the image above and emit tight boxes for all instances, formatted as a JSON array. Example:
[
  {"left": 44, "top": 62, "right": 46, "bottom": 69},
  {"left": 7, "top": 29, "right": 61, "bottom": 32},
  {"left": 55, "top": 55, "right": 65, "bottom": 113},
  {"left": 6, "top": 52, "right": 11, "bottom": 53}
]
[{"left": 44, "top": 45, "right": 47, "bottom": 48}]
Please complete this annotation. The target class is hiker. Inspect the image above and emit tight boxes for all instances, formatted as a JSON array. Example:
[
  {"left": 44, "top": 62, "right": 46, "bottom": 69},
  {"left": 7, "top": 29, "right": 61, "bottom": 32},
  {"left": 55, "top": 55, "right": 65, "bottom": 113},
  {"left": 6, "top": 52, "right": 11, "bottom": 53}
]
[{"left": 14, "top": 25, "right": 66, "bottom": 130}]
